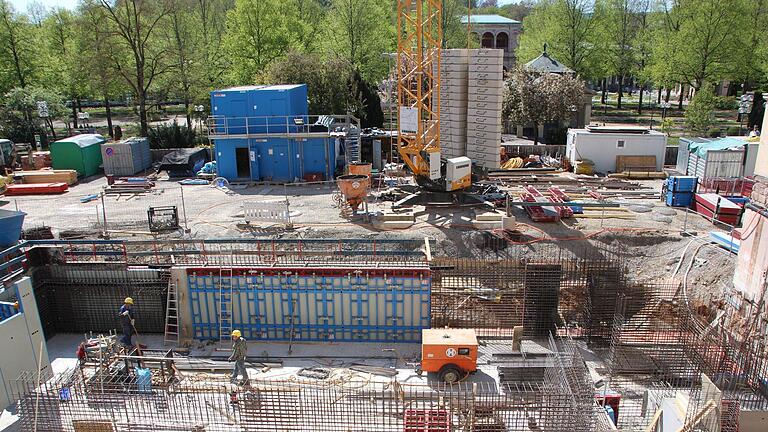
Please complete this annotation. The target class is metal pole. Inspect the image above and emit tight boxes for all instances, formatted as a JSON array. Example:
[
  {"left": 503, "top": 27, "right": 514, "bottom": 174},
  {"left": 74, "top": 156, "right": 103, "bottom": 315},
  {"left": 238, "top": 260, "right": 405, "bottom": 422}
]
[
  {"left": 101, "top": 193, "right": 108, "bottom": 237},
  {"left": 284, "top": 184, "right": 292, "bottom": 227},
  {"left": 180, "top": 187, "right": 189, "bottom": 233}
]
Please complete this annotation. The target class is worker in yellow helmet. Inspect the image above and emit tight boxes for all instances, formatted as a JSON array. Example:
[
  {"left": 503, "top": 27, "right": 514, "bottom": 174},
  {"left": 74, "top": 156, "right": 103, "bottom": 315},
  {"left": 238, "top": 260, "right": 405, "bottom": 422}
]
[
  {"left": 118, "top": 297, "right": 135, "bottom": 347},
  {"left": 228, "top": 329, "right": 249, "bottom": 385}
]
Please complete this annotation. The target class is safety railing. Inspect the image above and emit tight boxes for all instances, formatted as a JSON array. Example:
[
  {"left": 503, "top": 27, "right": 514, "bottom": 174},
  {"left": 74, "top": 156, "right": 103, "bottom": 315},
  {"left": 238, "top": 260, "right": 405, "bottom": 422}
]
[
  {"left": 0, "top": 238, "right": 431, "bottom": 281},
  {"left": 206, "top": 114, "right": 360, "bottom": 137}
]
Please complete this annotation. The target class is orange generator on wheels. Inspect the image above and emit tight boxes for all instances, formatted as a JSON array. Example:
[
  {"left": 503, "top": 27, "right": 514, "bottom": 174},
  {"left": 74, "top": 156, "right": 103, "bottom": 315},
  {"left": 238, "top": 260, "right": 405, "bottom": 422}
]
[{"left": 419, "top": 328, "right": 479, "bottom": 383}]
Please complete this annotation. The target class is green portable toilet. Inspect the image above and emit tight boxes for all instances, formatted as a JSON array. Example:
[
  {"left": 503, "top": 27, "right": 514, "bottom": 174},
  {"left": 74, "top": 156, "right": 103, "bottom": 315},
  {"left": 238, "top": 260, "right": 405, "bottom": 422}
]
[{"left": 50, "top": 134, "right": 106, "bottom": 177}]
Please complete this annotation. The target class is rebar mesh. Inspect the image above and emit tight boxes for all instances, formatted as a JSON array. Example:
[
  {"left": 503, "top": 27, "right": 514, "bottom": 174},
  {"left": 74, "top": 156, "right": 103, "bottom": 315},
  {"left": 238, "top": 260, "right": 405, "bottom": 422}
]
[
  {"left": 30, "top": 266, "right": 168, "bottom": 337},
  {"left": 15, "top": 370, "right": 611, "bottom": 432}
]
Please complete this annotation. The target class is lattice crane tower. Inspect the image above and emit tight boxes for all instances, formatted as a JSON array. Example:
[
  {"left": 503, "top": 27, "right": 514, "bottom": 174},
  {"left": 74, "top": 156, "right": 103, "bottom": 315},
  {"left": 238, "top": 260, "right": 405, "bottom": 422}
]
[{"left": 396, "top": 0, "right": 442, "bottom": 181}]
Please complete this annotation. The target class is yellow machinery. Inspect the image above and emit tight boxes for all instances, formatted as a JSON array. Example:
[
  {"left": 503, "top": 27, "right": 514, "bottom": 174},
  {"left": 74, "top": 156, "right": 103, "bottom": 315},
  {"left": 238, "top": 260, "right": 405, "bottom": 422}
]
[{"left": 396, "top": 0, "right": 471, "bottom": 192}]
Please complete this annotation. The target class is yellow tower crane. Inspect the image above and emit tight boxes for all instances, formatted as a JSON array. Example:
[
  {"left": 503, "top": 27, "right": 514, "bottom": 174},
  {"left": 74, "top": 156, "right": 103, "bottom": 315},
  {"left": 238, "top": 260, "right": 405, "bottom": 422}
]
[{"left": 396, "top": 0, "right": 472, "bottom": 193}]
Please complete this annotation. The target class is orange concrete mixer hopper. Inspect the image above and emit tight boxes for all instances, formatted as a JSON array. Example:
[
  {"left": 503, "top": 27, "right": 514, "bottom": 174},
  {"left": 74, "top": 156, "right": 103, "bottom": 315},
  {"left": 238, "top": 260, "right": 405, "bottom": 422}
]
[{"left": 336, "top": 174, "right": 370, "bottom": 211}]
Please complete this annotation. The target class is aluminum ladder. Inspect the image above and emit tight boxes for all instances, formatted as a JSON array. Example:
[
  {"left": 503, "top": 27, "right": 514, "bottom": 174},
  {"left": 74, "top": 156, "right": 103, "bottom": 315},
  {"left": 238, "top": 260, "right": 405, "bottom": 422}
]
[
  {"left": 163, "top": 279, "right": 179, "bottom": 346},
  {"left": 218, "top": 268, "right": 234, "bottom": 342},
  {"left": 345, "top": 128, "right": 361, "bottom": 164}
]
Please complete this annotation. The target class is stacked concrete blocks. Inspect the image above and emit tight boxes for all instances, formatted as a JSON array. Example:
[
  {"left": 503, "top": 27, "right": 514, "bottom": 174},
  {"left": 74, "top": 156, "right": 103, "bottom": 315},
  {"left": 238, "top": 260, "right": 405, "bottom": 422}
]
[
  {"left": 467, "top": 49, "right": 503, "bottom": 169},
  {"left": 438, "top": 49, "right": 469, "bottom": 160}
]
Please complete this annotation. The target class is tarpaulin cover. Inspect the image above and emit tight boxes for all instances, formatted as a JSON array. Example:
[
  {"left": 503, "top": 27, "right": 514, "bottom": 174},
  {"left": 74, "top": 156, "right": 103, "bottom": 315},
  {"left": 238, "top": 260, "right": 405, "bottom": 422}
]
[
  {"left": 159, "top": 148, "right": 209, "bottom": 177},
  {"left": 689, "top": 137, "right": 747, "bottom": 158}
]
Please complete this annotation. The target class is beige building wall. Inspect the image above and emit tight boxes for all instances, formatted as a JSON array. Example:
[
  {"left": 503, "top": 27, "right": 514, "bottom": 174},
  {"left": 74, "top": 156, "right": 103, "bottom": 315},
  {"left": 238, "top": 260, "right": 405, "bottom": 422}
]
[
  {"left": 0, "top": 277, "right": 50, "bottom": 409},
  {"left": 757, "top": 110, "right": 768, "bottom": 177}
]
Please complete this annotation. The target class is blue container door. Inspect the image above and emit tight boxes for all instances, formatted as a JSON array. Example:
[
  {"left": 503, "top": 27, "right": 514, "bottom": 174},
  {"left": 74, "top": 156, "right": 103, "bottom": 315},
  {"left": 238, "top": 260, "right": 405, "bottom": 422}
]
[
  {"left": 268, "top": 97, "right": 289, "bottom": 133},
  {"left": 212, "top": 92, "right": 248, "bottom": 134},
  {"left": 258, "top": 139, "right": 290, "bottom": 181},
  {"left": 248, "top": 89, "right": 269, "bottom": 134},
  {"left": 270, "top": 140, "right": 291, "bottom": 181},
  {"left": 300, "top": 138, "right": 330, "bottom": 180}
]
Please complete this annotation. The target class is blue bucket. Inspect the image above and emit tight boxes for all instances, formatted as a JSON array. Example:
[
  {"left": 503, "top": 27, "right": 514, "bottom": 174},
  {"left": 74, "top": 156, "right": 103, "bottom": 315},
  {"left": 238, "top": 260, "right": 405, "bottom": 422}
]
[{"left": 0, "top": 209, "right": 25, "bottom": 247}]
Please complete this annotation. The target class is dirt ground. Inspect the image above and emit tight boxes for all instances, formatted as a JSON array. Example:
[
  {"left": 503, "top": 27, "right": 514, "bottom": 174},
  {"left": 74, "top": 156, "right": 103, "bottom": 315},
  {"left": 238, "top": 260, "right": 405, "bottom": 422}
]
[{"left": 0, "top": 172, "right": 737, "bottom": 291}]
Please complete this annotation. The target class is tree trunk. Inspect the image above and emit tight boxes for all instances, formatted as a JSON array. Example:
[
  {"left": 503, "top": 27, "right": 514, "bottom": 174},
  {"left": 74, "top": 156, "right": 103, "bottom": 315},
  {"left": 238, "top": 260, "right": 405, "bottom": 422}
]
[
  {"left": 533, "top": 123, "right": 539, "bottom": 145},
  {"left": 184, "top": 96, "right": 191, "bottom": 129},
  {"left": 138, "top": 85, "right": 149, "bottom": 136},
  {"left": 638, "top": 84, "right": 644, "bottom": 115},
  {"left": 71, "top": 99, "right": 79, "bottom": 129},
  {"left": 46, "top": 118, "right": 57, "bottom": 140},
  {"left": 601, "top": 78, "right": 607, "bottom": 104},
  {"left": 678, "top": 83, "right": 684, "bottom": 110},
  {"left": 657, "top": 87, "right": 662, "bottom": 104},
  {"left": 743, "top": 79, "right": 750, "bottom": 95},
  {"left": 105, "top": 95, "right": 114, "bottom": 138},
  {"left": 665, "top": 88, "right": 671, "bottom": 103},
  {"left": 617, "top": 76, "right": 624, "bottom": 110}
]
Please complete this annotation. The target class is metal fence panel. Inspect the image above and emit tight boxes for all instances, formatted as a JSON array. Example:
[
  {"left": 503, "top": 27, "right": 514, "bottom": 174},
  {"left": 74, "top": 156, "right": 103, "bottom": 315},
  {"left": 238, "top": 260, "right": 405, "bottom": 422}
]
[{"left": 101, "top": 187, "right": 187, "bottom": 233}]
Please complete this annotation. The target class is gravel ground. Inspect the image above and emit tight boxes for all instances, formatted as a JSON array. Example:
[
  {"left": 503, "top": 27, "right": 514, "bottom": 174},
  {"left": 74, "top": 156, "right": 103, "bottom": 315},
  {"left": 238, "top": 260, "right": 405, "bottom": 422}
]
[{"left": 0, "top": 173, "right": 736, "bottom": 289}]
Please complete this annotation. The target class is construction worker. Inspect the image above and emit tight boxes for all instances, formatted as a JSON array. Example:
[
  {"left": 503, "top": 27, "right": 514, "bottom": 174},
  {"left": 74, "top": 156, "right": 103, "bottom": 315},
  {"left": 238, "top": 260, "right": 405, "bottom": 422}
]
[
  {"left": 119, "top": 297, "right": 135, "bottom": 347},
  {"left": 228, "top": 330, "right": 249, "bottom": 385}
]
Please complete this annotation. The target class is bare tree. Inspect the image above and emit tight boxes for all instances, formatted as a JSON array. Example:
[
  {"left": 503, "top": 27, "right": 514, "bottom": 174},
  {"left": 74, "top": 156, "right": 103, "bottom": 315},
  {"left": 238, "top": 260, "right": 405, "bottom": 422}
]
[
  {"left": 99, "top": 0, "right": 173, "bottom": 136},
  {"left": 26, "top": 1, "right": 47, "bottom": 27},
  {"left": 166, "top": 4, "right": 194, "bottom": 127},
  {"left": 196, "top": 0, "right": 230, "bottom": 87},
  {"left": 80, "top": 0, "right": 121, "bottom": 137}
]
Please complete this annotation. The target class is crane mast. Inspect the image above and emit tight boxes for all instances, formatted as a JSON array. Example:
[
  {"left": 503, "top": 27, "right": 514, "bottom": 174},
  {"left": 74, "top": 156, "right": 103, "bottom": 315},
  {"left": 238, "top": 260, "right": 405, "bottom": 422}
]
[{"left": 396, "top": 0, "right": 442, "bottom": 181}]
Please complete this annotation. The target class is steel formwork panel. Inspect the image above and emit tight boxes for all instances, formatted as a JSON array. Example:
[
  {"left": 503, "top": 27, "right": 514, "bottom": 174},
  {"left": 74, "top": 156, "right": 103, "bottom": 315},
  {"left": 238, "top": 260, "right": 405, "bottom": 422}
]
[{"left": 187, "top": 268, "right": 431, "bottom": 342}]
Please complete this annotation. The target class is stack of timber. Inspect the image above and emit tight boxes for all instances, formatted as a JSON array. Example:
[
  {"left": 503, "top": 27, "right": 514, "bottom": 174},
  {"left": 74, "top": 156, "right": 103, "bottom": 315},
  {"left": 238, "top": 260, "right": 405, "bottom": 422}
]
[
  {"left": 104, "top": 177, "right": 155, "bottom": 194},
  {"left": 15, "top": 169, "right": 78, "bottom": 185}
]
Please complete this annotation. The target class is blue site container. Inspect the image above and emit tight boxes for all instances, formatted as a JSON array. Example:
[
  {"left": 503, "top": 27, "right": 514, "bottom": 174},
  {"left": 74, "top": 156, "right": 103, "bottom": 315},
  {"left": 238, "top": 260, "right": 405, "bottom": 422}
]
[
  {"left": 667, "top": 176, "right": 698, "bottom": 193},
  {"left": 212, "top": 85, "right": 314, "bottom": 181},
  {"left": 0, "top": 209, "right": 26, "bottom": 247},
  {"left": 211, "top": 84, "right": 308, "bottom": 135},
  {"left": 666, "top": 191, "right": 694, "bottom": 207}
]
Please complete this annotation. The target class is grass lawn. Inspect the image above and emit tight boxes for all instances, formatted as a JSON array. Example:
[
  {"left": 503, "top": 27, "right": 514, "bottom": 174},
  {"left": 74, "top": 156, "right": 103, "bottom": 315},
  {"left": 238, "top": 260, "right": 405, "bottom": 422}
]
[{"left": 590, "top": 93, "right": 746, "bottom": 140}]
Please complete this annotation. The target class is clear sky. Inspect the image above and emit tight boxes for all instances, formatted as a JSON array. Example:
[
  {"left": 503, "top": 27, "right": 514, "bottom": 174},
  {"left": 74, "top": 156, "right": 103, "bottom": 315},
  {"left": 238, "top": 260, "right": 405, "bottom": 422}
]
[{"left": 10, "top": 0, "right": 79, "bottom": 13}]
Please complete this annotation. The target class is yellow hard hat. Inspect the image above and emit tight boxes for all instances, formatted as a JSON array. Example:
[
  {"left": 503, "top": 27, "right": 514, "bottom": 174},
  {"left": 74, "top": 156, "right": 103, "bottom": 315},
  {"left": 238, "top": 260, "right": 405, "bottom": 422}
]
[
  {"left": 124, "top": 297, "right": 134, "bottom": 305},
  {"left": 231, "top": 330, "right": 241, "bottom": 337}
]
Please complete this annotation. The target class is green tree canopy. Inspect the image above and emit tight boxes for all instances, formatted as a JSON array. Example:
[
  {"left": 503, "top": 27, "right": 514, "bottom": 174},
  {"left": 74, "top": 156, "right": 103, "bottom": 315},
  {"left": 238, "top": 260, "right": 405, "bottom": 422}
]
[
  {"left": 685, "top": 85, "right": 717, "bottom": 134},
  {"left": 517, "top": 0, "right": 601, "bottom": 79}
]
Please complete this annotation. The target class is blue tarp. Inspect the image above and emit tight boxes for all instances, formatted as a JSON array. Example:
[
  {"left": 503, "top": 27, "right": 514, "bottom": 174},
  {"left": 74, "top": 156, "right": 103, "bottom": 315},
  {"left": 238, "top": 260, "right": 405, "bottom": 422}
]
[{"left": 689, "top": 137, "right": 747, "bottom": 158}]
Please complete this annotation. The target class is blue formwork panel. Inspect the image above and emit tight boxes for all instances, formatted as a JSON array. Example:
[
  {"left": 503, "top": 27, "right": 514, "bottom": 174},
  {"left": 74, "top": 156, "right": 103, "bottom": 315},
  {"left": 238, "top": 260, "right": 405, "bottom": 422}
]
[
  {"left": 667, "top": 176, "right": 698, "bottom": 193},
  {"left": 666, "top": 191, "right": 694, "bottom": 207},
  {"left": 186, "top": 268, "right": 431, "bottom": 343}
]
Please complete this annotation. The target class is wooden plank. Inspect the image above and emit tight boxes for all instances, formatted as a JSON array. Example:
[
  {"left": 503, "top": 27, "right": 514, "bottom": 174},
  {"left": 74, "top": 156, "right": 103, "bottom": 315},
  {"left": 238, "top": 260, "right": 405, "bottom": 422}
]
[
  {"left": 616, "top": 155, "right": 657, "bottom": 172},
  {"left": 72, "top": 420, "right": 115, "bottom": 432}
]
